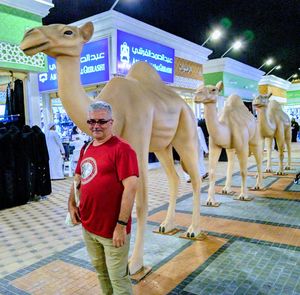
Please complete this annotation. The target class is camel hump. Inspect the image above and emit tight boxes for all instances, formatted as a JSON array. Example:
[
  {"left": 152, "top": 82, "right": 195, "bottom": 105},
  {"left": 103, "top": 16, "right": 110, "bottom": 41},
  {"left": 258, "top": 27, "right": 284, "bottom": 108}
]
[
  {"left": 226, "top": 94, "right": 244, "bottom": 107},
  {"left": 126, "top": 61, "right": 162, "bottom": 83},
  {"left": 221, "top": 93, "right": 254, "bottom": 128}
]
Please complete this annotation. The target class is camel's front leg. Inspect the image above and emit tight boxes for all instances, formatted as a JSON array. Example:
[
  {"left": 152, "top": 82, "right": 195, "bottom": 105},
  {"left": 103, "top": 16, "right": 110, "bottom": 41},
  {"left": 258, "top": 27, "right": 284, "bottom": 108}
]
[
  {"left": 251, "top": 143, "right": 263, "bottom": 190},
  {"left": 284, "top": 129, "right": 292, "bottom": 170},
  {"left": 155, "top": 147, "right": 180, "bottom": 233},
  {"left": 265, "top": 137, "right": 273, "bottom": 172},
  {"left": 235, "top": 149, "right": 252, "bottom": 201},
  {"left": 207, "top": 144, "right": 222, "bottom": 206},
  {"left": 222, "top": 149, "right": 235, "bottom": 194},
  {"left": 174, "top": 142, "right": 202, "bottom": 237}
]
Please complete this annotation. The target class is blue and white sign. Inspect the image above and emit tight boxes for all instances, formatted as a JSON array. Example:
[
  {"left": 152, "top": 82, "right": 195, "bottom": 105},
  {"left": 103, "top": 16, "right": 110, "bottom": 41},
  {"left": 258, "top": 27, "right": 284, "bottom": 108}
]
[
  {"left": 117, "top": 30, "right": 174, "bottom": 83},
  {"left": 38, "top": 38, "right": 109, "bottom": 92}
]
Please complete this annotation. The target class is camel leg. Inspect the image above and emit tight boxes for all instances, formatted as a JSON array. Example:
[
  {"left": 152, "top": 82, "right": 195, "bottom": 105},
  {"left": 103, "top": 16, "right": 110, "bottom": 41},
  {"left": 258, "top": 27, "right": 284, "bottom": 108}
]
[
  {"left": 265, "top": 137, "right": 273, "bottom": 172},
  {"left": 251, "top": 144, "right": 263, "bottom": 190},
  {"left": 276, "top": 137, "right": 285, "bottom": 175},
  {"left": 128, "top": 147, "right": 149, "bottom": 275},
  {"left": 222, "top": 149, "right": 235, "bottom": 194},
  {"left": 207, "top": 142, "right": 222, "bottom": 205},
  {"left": 235, "top": 148, "right": 251, "bottom": 201},
  {"left": 284, "top": 128, "right": 292, "bottom": 170},
  {"left": 155, "top": 146, "right": 180, "bottom": 233},
  {"left": 173, "top": 143, "right": 202, "bottom": 238}
]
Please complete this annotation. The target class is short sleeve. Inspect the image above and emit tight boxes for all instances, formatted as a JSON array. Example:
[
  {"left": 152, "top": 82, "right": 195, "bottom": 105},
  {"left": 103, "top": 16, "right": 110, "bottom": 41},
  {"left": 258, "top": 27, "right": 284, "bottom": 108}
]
[
  {"left": 116, "top": 144, "right": 139, "bottom": 181},
  {"left": 74, "top": 146, "right": 86, "bottom": 175}
]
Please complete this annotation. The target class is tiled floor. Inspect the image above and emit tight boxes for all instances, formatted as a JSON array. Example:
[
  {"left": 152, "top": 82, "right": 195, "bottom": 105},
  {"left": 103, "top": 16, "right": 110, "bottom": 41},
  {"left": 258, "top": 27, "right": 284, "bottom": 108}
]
[{"left": 0, "top": 143, "right": 300, "bottom": 294}]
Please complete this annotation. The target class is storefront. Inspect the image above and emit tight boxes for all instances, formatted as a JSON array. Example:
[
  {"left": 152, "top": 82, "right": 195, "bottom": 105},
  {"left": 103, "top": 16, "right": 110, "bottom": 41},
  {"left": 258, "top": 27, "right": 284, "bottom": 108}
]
[
  {"left": 285, "top": 82, "right": 300, "bottom": 119},
  {"left": 258, "top": 75, "right": 289, "bottom": 106},
  {"left": 0, "top": 3, "right": 51, "bottom": 127}
]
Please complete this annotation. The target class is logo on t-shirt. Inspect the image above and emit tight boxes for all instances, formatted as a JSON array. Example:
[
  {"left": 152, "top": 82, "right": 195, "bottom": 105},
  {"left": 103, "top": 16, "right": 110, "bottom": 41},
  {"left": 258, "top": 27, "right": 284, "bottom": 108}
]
[{"left": 81, "top": 157, "right": 97, "bottom": 184}]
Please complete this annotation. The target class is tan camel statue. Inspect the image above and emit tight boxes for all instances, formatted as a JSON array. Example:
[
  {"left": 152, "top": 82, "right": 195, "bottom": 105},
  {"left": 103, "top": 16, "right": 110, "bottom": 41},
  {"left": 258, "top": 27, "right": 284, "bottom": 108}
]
[
  {"left": 252, "top": 93, "right": 291, "bottom": 174},
  {"left": 20, "top": 22, "right": 202, "bottom": 274},
  {"left": 194, "top": 81, "right": 263, "bottom": 205}
]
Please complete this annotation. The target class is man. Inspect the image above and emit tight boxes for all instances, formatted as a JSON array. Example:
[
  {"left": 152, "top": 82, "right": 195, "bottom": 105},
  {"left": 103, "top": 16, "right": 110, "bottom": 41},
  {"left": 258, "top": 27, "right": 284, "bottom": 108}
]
[
  {"left": 291, "top": 118, "right": 299, "bottom": 142},
  {"left": 68, "top": 101, "right": 139, "bottom": 295}
]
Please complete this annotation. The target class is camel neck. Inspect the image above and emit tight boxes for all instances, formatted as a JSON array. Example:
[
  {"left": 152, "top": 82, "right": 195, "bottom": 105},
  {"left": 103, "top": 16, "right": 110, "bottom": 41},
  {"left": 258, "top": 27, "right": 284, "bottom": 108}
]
[
  {"left": 55, "top": 56, "right": 92, "bottom": 134},
  {"left": 256, "top": 107, "right": 275, "bottom": 137},
  {"left": 203, "top": 103, "right": 226, "bottom": 143}
]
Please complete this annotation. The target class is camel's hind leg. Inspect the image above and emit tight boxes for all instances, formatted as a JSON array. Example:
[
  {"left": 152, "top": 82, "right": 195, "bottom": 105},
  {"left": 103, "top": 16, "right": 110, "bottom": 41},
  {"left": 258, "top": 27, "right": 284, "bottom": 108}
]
[
  {"left": 235, "top": 148, "right": 251, "bottom": 201},
  {"left": 275, "top": 136, "right": 285, "bottom": 175},
  {"left": 284, "top": 127, "right": 292, "bottom": 170},
  {"left": 155, "top": 146, "right": 180, "bottom": 233},
  {"left": 222, "top": 149, "right": 235, "bottom": 195},
  {"left": 173, "top": 142, "right": 202, "bottom": 238}
]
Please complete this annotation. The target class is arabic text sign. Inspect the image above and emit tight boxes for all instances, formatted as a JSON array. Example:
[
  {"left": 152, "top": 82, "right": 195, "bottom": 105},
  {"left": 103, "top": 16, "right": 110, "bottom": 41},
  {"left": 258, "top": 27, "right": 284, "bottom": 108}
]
[
  {"left": 117, "top": 30, "right": 174, "bottom": 83},
  {"left": 38, "top": 38, "right": 109, "bottom": 92}
]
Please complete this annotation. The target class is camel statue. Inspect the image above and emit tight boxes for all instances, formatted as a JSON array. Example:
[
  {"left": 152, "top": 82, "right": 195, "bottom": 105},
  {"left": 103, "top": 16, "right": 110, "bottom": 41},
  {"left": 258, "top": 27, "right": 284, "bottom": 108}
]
[
  {"left": 194, "top": 81, "right": 263, "bottom": 205},
  {"left": 20, "top": 22, "right": 202, "bottom": 275},
  {"left": 252, "top": 93, "right": 291, "bottom": 174}
]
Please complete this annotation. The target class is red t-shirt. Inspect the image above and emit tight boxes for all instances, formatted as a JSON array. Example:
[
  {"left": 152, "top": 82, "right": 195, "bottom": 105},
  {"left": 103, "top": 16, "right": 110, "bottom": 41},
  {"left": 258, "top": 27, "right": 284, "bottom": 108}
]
[{"left": 75, "top": 136, "right": 139, "bottom": 238}]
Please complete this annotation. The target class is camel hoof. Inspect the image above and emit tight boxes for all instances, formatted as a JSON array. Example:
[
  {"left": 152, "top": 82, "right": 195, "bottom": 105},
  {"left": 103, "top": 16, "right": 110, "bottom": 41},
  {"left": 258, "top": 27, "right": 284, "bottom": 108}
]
[
  {"left": 234, "top": 195, "right": 254, "bottom": 201},
  {"left": 265, "top": 169, "right": 272, "bottom": 173},
  {"left": 159, "top": 226, "right": 165, "bottom": 233},
  {"left": 284, "top": 166, "right": 290, "bottom": 170},
  {"left": 275, "top": 171, "right": 285, "bottom": 175},
  {"left": 204, "top": 201, "right": 221, "bottom": 207},
  {"left": 222, "top": 189, "right": 234, "bottom": 195},
  {"left": 129, "top": 259, "right": 144, "bottom": 275},
  {"left": 250, "top": 186, "right": 261, "bottom": 191}
]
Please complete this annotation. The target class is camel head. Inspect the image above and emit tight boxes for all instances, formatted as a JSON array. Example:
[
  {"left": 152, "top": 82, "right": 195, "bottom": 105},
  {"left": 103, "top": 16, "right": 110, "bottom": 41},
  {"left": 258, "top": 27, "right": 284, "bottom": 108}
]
[
  {"left": 20, "top": 22, "right": 94, "bottom": 57},
  {"left": 194, "top": 81, "right": 223, "bottom": 104},
  {"left": 252, "top": 93, "right": 272, "bottom": 109}
]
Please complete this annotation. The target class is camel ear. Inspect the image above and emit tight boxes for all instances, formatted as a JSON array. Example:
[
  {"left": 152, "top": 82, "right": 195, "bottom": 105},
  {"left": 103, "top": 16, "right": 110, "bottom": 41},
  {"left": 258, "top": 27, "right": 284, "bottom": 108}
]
[
  {"left": 80, "top": 22, "right": 94, "bottom": 43},
  {"left": 216, "top": 81, "right": 223, "bottom": 92}
]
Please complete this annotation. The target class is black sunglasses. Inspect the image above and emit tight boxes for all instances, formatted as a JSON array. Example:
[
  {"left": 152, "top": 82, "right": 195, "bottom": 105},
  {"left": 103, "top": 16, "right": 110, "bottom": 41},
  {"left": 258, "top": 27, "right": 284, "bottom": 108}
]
[{"left": 87, "top": 119, "right": 112, "bottom": 126}]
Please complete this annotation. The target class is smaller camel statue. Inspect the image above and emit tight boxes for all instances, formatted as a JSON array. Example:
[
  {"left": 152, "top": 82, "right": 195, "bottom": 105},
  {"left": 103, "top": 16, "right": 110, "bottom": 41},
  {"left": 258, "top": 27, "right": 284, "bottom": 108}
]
[
  {"left": 194, "top": 81, "right": 263, "bottom": 205},
  {"left": 252, "top": 93, "right": 291, "bottom": 174}
]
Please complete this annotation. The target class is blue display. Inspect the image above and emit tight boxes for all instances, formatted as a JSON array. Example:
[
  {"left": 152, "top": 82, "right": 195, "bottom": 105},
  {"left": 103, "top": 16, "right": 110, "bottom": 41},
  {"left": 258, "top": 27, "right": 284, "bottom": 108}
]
[
  {"left": 38, "top": 38, "right": 110, "bottom": 92},
  {"left": 117, "top": 30, "right": 174, "bottom": 83}
]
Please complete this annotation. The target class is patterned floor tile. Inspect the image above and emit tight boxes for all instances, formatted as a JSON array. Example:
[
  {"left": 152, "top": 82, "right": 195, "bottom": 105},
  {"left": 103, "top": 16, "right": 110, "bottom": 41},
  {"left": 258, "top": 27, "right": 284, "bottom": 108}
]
[
  {"left": 216, "top": 175, "right": 278, "bottom": 188},
  {"left": 248, "top": 165, "right": 299, "bottom": 174},
  {"left": 11, "top": 260, "right": 98, "bottom": 295},
  {"left": 180, "top": 240, "right": 300, "bottom": 295},
  {"left": 176, "top": 193, "right": 300, "bottom": 227}
]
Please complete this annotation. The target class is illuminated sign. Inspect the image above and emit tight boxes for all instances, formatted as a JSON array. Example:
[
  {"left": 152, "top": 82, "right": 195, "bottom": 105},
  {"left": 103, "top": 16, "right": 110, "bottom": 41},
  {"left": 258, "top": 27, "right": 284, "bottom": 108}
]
[
  {"left": 38, "top": 38, "right": 109, "bottom": 92},
  {"left": 117, "top": 30, "right": 174, "bottom": 83}
]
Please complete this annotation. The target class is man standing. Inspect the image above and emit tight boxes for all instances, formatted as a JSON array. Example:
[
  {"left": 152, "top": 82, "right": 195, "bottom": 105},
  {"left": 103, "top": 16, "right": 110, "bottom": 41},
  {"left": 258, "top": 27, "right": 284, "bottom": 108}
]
[{"left": 68, "top": 101, "right": 139, "bottom": 295}]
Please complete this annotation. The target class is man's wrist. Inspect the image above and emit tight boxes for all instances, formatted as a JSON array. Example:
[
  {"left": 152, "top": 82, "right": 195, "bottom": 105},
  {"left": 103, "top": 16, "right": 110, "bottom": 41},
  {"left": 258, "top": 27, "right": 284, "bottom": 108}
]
[{"left": 117, "top": 219, "right": 128, "bottom": 226}]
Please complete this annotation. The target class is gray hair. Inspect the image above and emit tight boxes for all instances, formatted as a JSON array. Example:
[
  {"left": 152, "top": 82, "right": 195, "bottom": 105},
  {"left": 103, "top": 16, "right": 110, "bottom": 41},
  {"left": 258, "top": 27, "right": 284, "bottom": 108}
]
[{"left": 88, "top": 101, "right": 112, "bottom": 117}]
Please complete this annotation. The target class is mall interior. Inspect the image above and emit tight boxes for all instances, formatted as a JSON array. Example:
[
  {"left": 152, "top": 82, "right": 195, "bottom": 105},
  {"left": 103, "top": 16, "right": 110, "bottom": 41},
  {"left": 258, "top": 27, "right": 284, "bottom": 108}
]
[{"left": 0, "top": 1, "right": 300, "bottom": 295}]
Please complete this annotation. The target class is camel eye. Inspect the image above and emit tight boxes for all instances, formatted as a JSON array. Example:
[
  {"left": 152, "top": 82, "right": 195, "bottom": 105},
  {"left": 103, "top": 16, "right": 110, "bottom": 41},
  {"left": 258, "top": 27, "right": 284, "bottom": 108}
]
[{"left": 64, "top": 30, "right": 73, "bottom": 35}]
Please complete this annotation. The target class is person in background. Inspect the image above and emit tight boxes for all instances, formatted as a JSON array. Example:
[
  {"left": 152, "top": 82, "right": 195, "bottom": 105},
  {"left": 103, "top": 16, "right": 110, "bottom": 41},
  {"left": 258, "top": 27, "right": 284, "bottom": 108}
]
[
  {"left": 45, "top": 122, "right": 65, "bottom": 180},
  {"left": 291, "top": 118, "right": 299, "bottom": 142},
  {"left": 68, "top": 101, "right": 138, "bottom": 295},
  {"left": 184, "top": 120, "right": 209, "bottom": 182},
  {"left": 70, "top": 125, "right": 79, "bottom": 140}
]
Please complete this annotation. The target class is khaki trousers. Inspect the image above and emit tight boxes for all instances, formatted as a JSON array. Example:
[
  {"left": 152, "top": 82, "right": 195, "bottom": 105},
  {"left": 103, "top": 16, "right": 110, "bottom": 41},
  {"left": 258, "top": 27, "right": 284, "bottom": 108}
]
[{"left": 82, "top": 228, "right": 132, "bottom": 295}]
